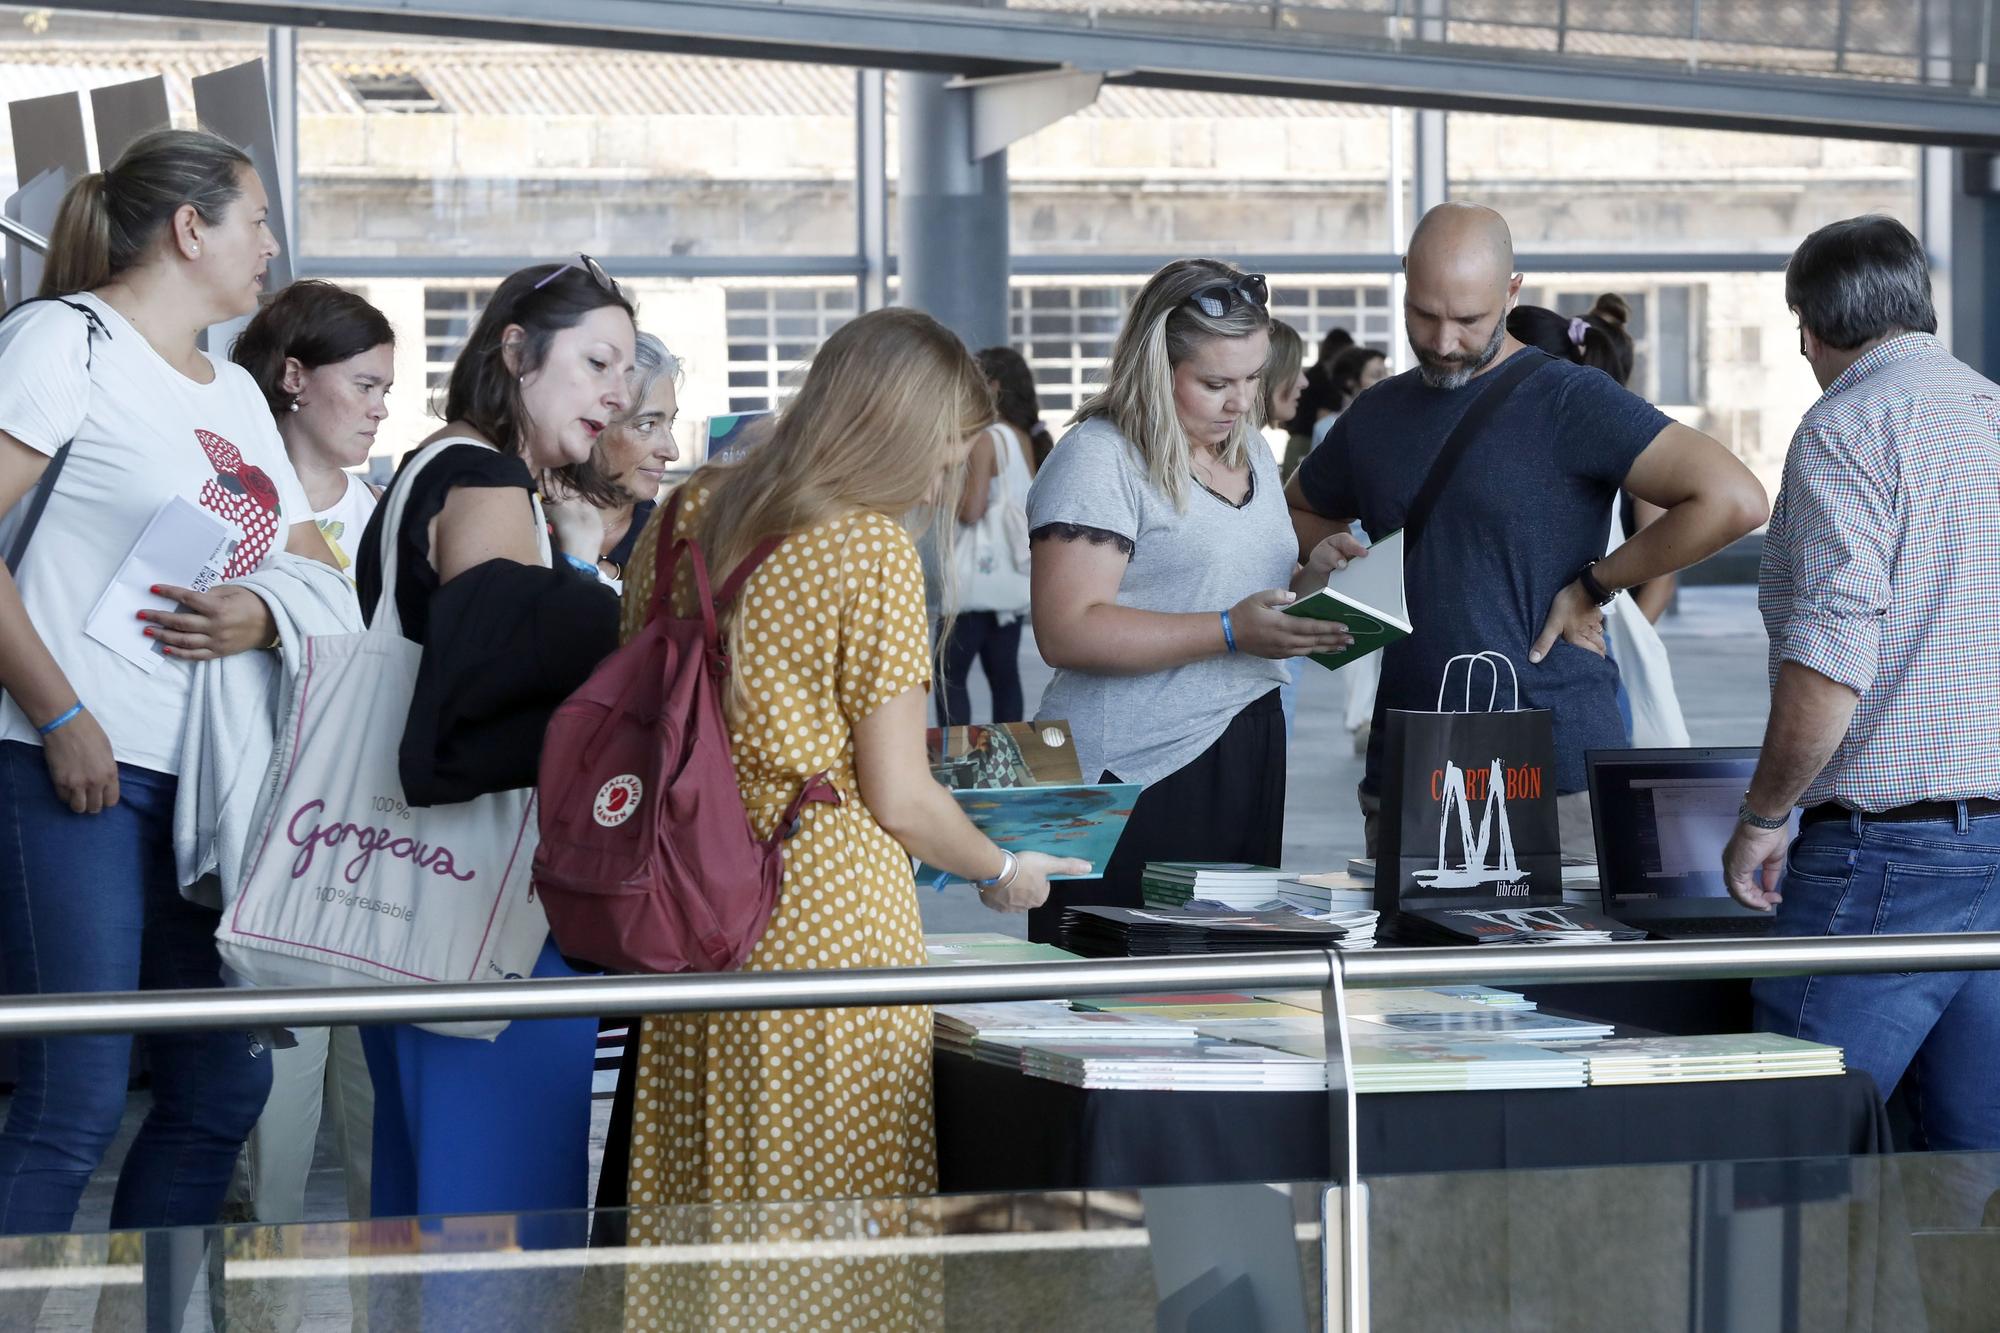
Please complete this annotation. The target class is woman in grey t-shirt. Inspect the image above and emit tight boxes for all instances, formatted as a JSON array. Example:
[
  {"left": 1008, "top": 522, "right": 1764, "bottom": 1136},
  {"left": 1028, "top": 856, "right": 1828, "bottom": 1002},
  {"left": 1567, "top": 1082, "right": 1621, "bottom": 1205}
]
[{"left": 1025, "top": 259, "right": 1360, "bottom": 943}]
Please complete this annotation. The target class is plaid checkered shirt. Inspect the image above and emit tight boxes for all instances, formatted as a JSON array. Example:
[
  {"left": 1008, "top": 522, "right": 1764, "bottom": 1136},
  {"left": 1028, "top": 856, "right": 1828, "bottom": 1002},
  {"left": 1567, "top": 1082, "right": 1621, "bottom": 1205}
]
[{"left": 1760, "top": 332, "right": 2000, "bottom": 811}]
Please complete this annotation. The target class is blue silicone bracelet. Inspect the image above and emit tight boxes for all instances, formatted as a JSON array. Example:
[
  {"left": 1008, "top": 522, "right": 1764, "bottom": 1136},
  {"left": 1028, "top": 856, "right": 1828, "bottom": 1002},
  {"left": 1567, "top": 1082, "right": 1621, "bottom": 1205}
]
[
  {"left": 1220, "top": 608, "right": 1238, "bottom": 654},
  {"left": 37, "top": 702, "right": 83, "bottom": 736},
  {"left": 560, "top": 552, "right": 598, "bottom": 577}
]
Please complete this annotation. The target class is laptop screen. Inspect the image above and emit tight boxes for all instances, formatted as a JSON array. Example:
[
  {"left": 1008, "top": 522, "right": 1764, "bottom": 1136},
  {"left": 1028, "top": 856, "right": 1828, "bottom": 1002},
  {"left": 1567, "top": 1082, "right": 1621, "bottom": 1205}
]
[{"left": 1586, "top": 747, "right": 1796, "bottom": 908}]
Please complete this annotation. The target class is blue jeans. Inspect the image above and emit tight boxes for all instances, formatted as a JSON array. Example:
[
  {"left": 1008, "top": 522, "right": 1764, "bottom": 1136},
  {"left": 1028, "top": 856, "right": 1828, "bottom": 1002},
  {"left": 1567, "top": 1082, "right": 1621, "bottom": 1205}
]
[
  {"left": 0, "top": 740, "right": 273, "bottom": 1234},
  {"left": 1754, "top": 806, "right": 2000, "bottom": 1151}
]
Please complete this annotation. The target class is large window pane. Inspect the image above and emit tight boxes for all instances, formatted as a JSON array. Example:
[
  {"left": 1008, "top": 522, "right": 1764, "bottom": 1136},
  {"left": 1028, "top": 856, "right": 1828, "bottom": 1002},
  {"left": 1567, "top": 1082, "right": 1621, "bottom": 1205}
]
[
  {"left": 296, "top": 37, "right": 856, "bottom": 260},
  {"left": 1447, "top": 115, "right": 1920, "bottom": 253}
]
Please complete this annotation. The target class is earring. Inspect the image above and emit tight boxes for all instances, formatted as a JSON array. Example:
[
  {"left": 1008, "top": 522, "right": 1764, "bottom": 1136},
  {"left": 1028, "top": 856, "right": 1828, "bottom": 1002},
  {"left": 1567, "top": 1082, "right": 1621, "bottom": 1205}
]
[
  {"left": 191, "top": 244, "right": 201, "bottom": 256},
  {"left": 288, "top": 398, "right": 302, "bottom": 413}
]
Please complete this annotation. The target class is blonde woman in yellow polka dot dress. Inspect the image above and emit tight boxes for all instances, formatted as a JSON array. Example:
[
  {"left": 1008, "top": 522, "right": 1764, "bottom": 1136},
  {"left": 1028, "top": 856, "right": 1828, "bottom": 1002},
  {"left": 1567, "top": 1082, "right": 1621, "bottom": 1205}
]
[{"left": 617, "top": 309, "right": 1089, "bottom": 1330}]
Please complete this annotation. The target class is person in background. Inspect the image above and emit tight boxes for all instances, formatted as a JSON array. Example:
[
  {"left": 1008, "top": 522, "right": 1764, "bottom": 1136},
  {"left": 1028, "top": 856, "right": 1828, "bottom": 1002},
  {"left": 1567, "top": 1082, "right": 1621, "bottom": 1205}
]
[
  {"left": 978, "top": 345, "right": 1054, "bottom": 475},
  {"left": 1725, "top": 215, "right": 2000, "bottom": 1161},
  {"left": 352, "top": 258, "right": 630, "bottom": 1324},
  {"left": 1027, "top": 259, "right": 1355, "bottom": 945},
  {"left": 589, "top": 331, "right": 681, "bottom": 587},
  {"left": 617, "top": 308, "right": 1088, "bottom": 1328},
  {"left": 1288, "top": 203, "right": 1766, "bottom": 860},
  {"left": 1260, "top": 320, "right": 1307, "bottom": 465},
  {"left": 0, "top": 129, "right": 336, "bottom": 1243},
  {"left": 931, "top": 350, "right": 1038, "bottom": 729},
  {"left": 1281, "top": 326, "right": 1354, "bottom": 472},
  {"left": 231, "top": 280, "right": 393, "bottom": 582},
  {"left": 1285, "top": 342, "right": 1386, "bottom": 473},
  {"left": 219, "top": 281, "right": 392, "bottom": 1290}
]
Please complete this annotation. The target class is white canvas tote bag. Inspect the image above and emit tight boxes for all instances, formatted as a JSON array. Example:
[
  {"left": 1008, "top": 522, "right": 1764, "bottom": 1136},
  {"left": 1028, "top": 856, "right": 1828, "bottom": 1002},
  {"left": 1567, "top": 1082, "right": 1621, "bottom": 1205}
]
[{"left": 219, "top": 440, "right": 550, "bottom": 1039}]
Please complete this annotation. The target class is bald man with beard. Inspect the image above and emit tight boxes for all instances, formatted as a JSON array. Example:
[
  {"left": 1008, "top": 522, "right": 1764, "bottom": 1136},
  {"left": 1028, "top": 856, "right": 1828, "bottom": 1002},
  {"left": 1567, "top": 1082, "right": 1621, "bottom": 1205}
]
[{"left": 1286, "top": 203, "right": 1769, "bottom": 859}]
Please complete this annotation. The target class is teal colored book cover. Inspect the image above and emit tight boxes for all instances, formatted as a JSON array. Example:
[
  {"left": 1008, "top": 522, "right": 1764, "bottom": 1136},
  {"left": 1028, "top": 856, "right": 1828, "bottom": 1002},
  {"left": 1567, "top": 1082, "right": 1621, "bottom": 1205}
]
[{"left": 916, "top": 783, "right": 1140, "bottom": 882}]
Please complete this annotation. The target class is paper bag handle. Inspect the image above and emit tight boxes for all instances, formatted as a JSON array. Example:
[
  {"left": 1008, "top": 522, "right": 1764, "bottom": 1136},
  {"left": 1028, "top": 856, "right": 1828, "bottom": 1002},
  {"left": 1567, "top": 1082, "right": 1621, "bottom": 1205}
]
[{"left": 1436, "top": 651, "right": 1522, "bottom": 713}]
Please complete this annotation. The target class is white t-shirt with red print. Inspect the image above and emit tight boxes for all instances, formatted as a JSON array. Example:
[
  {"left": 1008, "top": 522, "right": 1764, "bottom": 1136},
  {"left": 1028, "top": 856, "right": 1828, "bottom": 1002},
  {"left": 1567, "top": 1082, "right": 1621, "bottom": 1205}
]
[{"left": 0, "top": 294, "right": 312, "bottom": 775}]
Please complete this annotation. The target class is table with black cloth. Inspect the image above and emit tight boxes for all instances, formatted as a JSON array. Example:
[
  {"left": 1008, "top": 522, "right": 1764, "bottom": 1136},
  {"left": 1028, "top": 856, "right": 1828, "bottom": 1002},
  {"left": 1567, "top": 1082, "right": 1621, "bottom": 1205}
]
[{"left": 933, "top": 1050, "right": 1889, "bottom": 1192}]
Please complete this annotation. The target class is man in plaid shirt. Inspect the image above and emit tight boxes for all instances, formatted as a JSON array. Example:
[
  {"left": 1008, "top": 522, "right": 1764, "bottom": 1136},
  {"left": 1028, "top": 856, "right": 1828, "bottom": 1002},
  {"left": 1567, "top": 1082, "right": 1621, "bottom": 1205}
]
[{"left": 1726, "top": 215, "right": 2000, "bottom": 1150}]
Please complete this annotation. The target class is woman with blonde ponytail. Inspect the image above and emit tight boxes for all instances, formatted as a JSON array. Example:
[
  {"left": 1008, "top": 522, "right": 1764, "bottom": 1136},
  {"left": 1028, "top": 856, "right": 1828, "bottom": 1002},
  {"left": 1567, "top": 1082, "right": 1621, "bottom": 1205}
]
[
  {"left": 614, "top": 308, "right": 1087, "bottom": 1329},
  {"left": 1023, "top": 258, "right": 1359, "bottom": 943},
  {"left": 0, "top": 128, "right": 337, "bottom": 1239}
]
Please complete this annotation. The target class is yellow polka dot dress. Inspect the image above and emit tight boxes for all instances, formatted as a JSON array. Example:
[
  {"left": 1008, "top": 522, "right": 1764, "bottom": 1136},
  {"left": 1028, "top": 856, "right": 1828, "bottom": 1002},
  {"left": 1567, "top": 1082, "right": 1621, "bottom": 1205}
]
[{"left": 618, "top": 484, "right": 942, "bottom": 1331}]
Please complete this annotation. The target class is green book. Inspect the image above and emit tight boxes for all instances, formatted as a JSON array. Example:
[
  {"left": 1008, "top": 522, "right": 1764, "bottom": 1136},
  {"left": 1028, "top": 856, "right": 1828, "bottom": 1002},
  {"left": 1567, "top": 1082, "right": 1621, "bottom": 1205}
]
[{"left": 1281, "top": 528, "right": 1411, "bottom": 671}]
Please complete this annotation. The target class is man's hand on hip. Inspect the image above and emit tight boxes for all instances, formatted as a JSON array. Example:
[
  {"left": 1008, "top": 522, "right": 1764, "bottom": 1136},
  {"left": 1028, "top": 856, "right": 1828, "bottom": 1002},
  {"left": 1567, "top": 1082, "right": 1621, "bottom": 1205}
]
[
  {"left": 1529, "top": 579, "right": 1606, "bottom": 664},
  {"left": 1723, "top": 822, "right": 1788, "bottom": 912}
]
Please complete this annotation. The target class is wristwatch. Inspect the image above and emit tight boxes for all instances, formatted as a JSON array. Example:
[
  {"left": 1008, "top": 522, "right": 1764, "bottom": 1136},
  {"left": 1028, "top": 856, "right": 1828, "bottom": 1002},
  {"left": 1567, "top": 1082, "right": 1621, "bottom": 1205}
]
[
  {"left": 1737, "top": 796, "right": 1790, "bottom": 831},
  {"left": 1577, "top": 560, "right": 1617, "bottom": 607}
]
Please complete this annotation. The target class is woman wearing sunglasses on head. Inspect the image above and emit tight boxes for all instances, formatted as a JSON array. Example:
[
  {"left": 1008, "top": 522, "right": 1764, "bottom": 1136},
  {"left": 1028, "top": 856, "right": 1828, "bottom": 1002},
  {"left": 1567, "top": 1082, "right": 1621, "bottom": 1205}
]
[
  {"left": 1024, "top": 258, "right": 1359, "bottom": 943},
  {"left": 350, "top": 256, "right": 633, "bottom": 1304}
]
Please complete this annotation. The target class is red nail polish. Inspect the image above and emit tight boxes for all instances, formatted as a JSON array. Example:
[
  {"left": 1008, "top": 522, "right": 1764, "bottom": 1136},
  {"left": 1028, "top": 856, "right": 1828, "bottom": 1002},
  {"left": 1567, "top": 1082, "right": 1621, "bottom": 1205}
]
[
  {"left": 143, "top": 628, "right": 154, "bottom": 638},
  {"left": 159, "top": 646, "right": 172, "bottom": 656},
  {"left": 148, "top": 585, "right": 162, "bottom": 595},
  {"left": 135, "top": 612, "right": 149, "bottom": 622}
]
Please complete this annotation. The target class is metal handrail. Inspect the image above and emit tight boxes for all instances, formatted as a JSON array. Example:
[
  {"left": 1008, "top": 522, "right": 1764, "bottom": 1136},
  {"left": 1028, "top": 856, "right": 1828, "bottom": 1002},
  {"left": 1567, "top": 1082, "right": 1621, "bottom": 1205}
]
[
  {"left": 0, "top": 215, "right": 49, "bottom": 254},
  {"left": 1, "top": 932, "right": 1998, "bottom": 1037}
]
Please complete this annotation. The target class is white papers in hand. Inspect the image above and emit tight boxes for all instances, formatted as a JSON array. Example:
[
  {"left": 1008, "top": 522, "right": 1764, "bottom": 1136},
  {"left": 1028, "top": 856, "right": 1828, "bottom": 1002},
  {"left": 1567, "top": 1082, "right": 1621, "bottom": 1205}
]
[{"left": 85, "top": 496, "right": 236, "bottom": 674}]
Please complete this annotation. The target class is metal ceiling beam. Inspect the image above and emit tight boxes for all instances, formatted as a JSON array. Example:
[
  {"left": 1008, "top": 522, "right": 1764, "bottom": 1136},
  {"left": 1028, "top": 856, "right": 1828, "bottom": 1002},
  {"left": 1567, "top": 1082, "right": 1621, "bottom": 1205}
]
[{"left": 36, "top": 0, "right": 2000, "bottom": 148}]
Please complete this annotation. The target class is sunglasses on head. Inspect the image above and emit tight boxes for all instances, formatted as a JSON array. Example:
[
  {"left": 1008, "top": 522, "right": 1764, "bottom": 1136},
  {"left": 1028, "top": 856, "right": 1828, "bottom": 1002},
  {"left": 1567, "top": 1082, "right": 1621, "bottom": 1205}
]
[
  {"left": 1187, "top": 273, "right": 1269, "bottom": 319},
  {"left": 532, "top": 253, "right": 623, "bottom": 300}
]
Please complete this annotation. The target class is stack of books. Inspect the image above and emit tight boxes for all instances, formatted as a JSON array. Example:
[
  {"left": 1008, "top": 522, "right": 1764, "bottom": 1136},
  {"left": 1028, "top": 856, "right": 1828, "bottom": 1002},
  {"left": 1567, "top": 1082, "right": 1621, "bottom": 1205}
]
[
  {"left": 1348, "top": 856, "right": 1601, "bottom": 907},
  {"left": 1349, "top": 1010, "right": 1613, "bottom": 1042},
  {"left": 1581, "top": 1034, "right": 1845, "bottom": 1085},
  {"left": 1393, "top": 905, "right": 1645, "bottom": 946},
  {"left": 1279, "top": 871, "right": 1375, "bottom": 915},
  {"left": 1016, "top": 1038, "right": 1326, "bottom": 1091},
  {"left": 934, "top": 1001, "right": 1195, "bottom": 1065},
  {"left": 1255, "top": 986, "right": 1537, "bottom": 1017},
  {"left": 1183, "top": 1018, "right": 1590, "bottom": 1092},
  {"left": 1060, "top": 905, "right": 1356, "bottom": 957},
  {"left": 923, "top": 932, "right": 1085, "bottom": 966},
  {"left": 1140, "top": 862, "right": 1290, "bottom": 909}
]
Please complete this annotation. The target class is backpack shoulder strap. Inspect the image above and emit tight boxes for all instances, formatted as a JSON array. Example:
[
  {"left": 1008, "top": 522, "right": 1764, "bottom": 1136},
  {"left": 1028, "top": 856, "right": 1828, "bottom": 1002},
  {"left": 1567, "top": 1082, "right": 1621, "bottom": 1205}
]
[
  {"left": 3, "top": 297, "right": 111, "bottom": 577},
  {"left": 713, "top": 535, "right": 784, "bottom": 610},
  {"left": 1399, "top": 348, "right": 1551, "bottom": 557}
]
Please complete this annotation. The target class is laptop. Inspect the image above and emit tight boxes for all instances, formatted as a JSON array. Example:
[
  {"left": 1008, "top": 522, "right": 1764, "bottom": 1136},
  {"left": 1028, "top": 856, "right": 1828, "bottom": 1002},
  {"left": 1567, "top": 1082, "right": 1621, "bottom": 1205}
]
[{"left": 1584, "top": 747, "right": 1798, "bottom": 939}]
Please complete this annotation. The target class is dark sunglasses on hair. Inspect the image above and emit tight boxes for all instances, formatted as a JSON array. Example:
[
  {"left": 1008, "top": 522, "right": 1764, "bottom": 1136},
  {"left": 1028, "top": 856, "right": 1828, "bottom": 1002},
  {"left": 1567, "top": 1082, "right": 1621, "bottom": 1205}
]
[
  {"left": 533, "top": 253, "right": 623, "bottom": 300},
  {"left": 1187, "top": 273, "right": 1269, "bottom": 319}
]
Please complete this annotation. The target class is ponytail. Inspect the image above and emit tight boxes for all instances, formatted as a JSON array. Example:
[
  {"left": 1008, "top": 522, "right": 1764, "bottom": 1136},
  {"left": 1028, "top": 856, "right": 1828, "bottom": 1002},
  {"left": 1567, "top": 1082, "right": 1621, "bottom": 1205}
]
[
  {"left": 38, "top": 172, "right": 113, "bottom": 297},
  {"left": 37, "top": 128, "right": 253, "bottom": 300}
]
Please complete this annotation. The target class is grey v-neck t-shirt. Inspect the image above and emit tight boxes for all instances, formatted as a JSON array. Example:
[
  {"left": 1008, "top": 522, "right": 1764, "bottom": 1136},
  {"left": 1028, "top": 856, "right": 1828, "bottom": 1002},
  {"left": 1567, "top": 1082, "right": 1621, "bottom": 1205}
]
[{"left": 1026, "top": 415, "right": 1295, "bottom": 788}]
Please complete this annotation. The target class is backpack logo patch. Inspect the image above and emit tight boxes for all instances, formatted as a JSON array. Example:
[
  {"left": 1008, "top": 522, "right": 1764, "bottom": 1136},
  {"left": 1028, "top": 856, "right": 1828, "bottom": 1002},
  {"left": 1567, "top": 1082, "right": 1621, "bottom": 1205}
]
[{"left": 593, "top": 776, "right": 644, "bottom": 828}]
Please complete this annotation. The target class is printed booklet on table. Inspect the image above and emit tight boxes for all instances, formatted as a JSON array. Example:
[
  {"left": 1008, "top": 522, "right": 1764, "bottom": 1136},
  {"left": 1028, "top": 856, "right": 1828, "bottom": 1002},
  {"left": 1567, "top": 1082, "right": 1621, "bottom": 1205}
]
[
  {"left": 1281, "top": 528, "right": 1410, "bottom": 671},
  {"left": 916, "top": 722, "right": 1138, "bottom": 882}
]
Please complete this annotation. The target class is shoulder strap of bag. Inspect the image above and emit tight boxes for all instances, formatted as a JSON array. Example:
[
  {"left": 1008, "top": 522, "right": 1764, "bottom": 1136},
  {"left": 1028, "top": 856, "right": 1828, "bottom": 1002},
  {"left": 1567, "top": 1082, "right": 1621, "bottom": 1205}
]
[
  {"left": 368, "top": 438, "right": 478, "bottom": 637},
  {"left": 3, "top": 297, "right": 112, "bottom": 576},
  {"left": 651, "top": 488, "right": 785, "bottom": 638},
  {"left": 1399, "top": 348, "right": 1552, "bottom": 557}
]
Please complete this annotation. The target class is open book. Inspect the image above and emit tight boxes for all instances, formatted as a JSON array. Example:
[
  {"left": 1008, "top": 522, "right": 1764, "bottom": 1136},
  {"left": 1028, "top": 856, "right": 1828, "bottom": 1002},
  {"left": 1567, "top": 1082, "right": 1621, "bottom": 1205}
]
[{"left": 1281, "top": 527, "right": 1410, "bottom": 671}]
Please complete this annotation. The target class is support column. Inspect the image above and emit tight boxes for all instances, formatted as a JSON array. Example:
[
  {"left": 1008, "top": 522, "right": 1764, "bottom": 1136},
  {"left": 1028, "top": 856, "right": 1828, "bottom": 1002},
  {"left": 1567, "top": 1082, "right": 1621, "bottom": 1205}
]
[
  {"left": 856, "top": 69, "right": 889, "bottom": 313},
  {"left": 896, "top": 72, "right": 1010, "bottom": 351},
  {"left": 1945, "top": 156, "right": 2000, "bottom": 379}
]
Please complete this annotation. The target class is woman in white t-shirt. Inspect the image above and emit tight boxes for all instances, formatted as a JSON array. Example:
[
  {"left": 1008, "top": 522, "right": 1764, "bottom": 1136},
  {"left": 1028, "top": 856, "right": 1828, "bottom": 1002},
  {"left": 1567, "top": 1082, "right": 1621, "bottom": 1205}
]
[
  {"left": 0, "top": 129, "right": 336, "bottom": 1239},
  {"left": 232, "top": 279, "right": 393, "bottom": 575}
]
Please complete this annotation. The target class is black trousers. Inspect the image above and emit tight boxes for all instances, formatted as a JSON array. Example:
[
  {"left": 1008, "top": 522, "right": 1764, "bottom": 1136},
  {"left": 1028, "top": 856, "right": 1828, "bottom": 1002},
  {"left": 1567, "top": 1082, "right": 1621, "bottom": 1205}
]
[
  {"left": 1028, "top": 689, "right": 1287, "bottom": 945},
  {"left": 935, "top": 612, "right": 1025, "bottom": 729}
]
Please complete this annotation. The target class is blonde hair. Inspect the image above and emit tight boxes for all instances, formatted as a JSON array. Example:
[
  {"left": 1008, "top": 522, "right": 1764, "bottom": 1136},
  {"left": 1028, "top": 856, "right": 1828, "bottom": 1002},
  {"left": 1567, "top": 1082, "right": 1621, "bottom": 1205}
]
[
  {"left": 679, "top": 307, "right": 992, "bottom": 703},
  {"left": 41, "top": 128, "right": 253, "bottom": 297},
  {"left": 1261, "top": 319, "right": 1304, "bottom": 425},
  {"left": 1075, "top": 258, "right": 1271, "bottom": 510}
]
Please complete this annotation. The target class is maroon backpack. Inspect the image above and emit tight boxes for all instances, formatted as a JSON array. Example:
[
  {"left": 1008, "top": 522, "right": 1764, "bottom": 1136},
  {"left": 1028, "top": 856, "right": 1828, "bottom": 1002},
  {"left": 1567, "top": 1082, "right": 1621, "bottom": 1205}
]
[{"left": 533, "top": 491, "right": 838, "bottom": 973}]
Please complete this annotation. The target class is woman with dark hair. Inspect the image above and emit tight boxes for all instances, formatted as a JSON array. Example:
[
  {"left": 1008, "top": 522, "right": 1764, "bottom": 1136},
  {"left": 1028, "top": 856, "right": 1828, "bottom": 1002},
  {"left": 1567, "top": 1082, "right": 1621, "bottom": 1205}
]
[
  {"left": 977, "top": 345, "right": 1053, "bottom": 473},
  {"left": 0, "top": 128, "right": 336, "bottom": 1238},
  {"left": 222, "top": 279, "right": 392, "bottom": 1270},
  {"left": 352, "top": 257, "right": 632, "bottom": 1274},
  {"left": 232, "top": 279, "right": 394, "bottom": 573}
]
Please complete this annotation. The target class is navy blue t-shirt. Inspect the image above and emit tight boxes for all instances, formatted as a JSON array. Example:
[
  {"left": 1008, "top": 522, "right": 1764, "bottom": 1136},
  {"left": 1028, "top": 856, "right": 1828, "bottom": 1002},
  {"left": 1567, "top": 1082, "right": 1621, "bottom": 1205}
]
[{"left": 1296, "top": 347, "right": 1671, "bottom": 795}]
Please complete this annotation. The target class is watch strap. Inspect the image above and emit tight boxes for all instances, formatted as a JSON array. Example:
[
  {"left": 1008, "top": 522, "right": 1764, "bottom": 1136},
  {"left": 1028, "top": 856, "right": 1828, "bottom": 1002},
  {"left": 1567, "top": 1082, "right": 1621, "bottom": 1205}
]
[
  {"left": 1737, "top": 798, "right": 1790, "bottom": 831},
  {"left": 1578, "top": 560, "right": 1616, "bottom": 607}
]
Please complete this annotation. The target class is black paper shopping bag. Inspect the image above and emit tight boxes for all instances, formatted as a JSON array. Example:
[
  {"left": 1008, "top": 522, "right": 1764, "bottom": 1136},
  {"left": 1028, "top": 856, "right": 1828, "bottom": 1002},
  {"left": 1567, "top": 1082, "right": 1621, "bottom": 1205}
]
[{"left": 1377, "top": 652, "right": 1560, "bottom": 912}]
